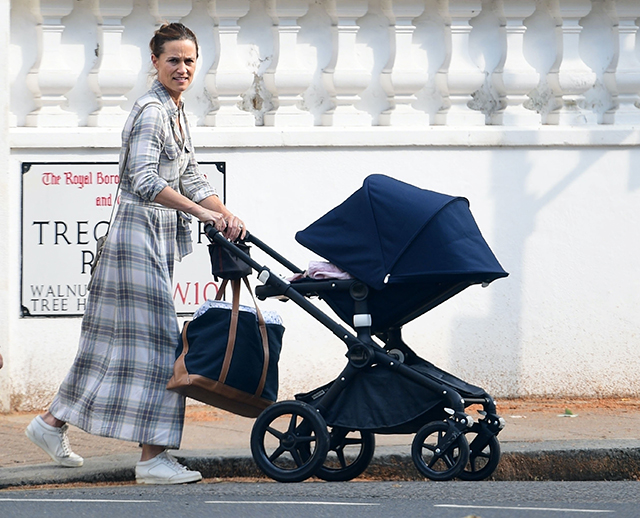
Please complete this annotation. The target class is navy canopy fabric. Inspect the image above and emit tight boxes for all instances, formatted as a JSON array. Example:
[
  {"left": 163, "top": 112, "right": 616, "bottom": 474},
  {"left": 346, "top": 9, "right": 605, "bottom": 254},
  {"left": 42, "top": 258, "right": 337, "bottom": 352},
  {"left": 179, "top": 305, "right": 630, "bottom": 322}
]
[{"left": 296, "top": 174, "right": 508, "bottom": 291}]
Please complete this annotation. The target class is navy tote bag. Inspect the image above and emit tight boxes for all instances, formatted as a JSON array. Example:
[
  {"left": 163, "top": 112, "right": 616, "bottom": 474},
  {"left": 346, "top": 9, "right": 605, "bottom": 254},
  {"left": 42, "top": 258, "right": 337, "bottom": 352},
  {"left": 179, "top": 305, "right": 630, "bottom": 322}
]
[{"left": 167, "top": 278, "right": 283, "bottom": 418}]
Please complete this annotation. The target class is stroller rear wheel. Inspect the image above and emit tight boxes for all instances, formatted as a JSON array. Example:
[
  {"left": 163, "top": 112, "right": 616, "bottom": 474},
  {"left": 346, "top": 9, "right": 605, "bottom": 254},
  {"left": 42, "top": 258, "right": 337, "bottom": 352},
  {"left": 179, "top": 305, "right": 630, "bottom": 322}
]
[
  {"left": 411, "top": 421, "right": 470, "bottom": 481},
  {"left": 314, "top": 428, "right": 375, "bottom": 482},
  {"left": 458, "top": 432, "right": 501, "bottom": 481},
  {"left": 250, "top": 401, "right": 330, "bottom": 483}
]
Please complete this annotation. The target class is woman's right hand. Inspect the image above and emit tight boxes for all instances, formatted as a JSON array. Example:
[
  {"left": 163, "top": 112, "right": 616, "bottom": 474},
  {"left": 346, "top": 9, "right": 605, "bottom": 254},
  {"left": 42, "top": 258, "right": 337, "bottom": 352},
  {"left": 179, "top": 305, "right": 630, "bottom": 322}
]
[{"left": 195, "top": 207, "right": 227, "bottom": 233}]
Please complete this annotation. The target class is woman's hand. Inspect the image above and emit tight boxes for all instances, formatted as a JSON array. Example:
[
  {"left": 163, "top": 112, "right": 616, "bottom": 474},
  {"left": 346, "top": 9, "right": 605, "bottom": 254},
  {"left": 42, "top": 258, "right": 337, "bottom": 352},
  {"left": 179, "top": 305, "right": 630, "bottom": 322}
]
[
  {"left": 194, "top": 208, "right": 246, "bottom": 241},
  {"left": 194, "top": 195, "right": 246, "bottom": 241},
  {"left": 222, "top": 214, "right": 246, "bottom": 242},
  {"left": 194, "top": 207, "right": 227, "bottom": 233}
]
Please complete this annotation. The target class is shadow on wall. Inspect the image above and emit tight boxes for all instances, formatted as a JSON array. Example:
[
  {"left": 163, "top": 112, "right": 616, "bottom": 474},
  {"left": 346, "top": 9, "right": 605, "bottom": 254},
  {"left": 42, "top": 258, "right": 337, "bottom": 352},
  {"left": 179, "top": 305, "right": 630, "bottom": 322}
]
[{"left": 449, "top": 133, "right": 638, "bottom": 398}]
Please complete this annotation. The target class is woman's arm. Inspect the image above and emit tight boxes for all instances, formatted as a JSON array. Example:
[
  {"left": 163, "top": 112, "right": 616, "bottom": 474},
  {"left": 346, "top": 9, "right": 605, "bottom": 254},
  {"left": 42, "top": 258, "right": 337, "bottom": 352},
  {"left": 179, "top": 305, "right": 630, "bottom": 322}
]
[
  {"left": 153, "top": 186, "right": 226, "bottom": 233},
  {"left": 153, "top": 188, "right": 245, "bottom": 240}
]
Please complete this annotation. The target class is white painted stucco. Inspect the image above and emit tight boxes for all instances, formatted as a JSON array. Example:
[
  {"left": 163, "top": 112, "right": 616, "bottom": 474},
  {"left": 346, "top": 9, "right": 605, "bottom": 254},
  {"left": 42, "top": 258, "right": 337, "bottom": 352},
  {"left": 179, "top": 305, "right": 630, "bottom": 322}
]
[{"left": 1, "top": 0, "right": 639, "bottom": 412}]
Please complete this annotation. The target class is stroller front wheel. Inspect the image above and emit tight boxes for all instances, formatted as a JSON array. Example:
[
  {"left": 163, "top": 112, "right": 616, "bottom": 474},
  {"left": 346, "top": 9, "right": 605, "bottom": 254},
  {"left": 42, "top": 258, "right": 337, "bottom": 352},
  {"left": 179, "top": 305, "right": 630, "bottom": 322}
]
[
  {"left": 411, "top": 421, "right": 470, "bottom": 481},
  {"left": 314, "top": 428, "right": 376, "bottom": 482},
  {"left": 458, "top": 432, "right": 501, "bottom": 481},
  {"left": 250, "top": 401, "right": 330, "bottom": 483}
]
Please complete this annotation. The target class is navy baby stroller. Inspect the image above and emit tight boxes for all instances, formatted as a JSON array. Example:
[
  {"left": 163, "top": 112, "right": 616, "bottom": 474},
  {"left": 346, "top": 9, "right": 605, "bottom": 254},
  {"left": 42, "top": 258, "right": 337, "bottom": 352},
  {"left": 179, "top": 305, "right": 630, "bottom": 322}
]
[{"left": 205, "top": 174, "right": 508, "bottom": 482}]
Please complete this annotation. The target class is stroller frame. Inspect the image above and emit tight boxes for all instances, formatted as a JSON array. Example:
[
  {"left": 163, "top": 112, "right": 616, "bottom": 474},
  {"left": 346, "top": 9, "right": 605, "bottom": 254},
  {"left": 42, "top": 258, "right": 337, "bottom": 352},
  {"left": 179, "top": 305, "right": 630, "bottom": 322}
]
[{"left": 205, "top": 224, "right": 505, "bottom": 482}]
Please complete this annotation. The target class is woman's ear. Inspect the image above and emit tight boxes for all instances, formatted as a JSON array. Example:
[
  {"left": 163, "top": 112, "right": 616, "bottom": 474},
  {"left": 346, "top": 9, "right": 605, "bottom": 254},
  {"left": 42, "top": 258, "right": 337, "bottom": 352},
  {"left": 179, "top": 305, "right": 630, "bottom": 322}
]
[{"left": 151, "top": 54, "right": 158, "bottom": 70}]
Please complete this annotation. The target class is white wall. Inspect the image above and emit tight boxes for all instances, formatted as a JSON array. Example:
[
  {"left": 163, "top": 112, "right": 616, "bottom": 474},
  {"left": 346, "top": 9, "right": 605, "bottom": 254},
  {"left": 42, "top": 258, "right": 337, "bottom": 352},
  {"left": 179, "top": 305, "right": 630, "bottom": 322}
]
[{"left": 3, "top": 0, "right": 640, "bottom": 411}]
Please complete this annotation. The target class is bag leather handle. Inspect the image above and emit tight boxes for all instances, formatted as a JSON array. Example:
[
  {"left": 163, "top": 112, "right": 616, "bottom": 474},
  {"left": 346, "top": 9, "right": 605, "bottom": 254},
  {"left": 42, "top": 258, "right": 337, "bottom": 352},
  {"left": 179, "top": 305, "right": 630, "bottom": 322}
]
[
  {"left": 218, "top": 279, "right": 241, "bottom": 384},
  {"left": 243, "top": 277, "right": 270, "bottom": 397},
  {"left": 215, "top": 277, "right": 270, "bottom": 396}
]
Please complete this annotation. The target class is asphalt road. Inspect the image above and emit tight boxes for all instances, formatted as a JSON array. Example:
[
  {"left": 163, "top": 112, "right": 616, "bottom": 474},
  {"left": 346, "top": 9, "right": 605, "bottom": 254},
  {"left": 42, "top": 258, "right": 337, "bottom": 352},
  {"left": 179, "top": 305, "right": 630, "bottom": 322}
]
[{"left": 0, "top": 480, "right": 637, "bottom": 518}]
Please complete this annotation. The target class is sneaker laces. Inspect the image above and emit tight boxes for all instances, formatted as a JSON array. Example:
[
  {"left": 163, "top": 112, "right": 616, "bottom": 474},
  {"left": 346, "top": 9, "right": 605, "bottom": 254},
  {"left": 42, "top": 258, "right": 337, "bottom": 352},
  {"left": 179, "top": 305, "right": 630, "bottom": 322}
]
[
  {"left": 159, "top": 452, "right": 190, "bottom": 473},
  {"left": 58, "top": 424, "right": 73, "bottom": 457}
]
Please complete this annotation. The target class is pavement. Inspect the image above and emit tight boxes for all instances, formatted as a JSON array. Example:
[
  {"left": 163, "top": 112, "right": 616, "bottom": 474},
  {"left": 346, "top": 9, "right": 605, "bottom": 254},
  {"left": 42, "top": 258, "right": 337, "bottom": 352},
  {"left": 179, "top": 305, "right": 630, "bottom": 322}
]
[{"left": 1, "top": 397, "right": 639, "bottom": 489}]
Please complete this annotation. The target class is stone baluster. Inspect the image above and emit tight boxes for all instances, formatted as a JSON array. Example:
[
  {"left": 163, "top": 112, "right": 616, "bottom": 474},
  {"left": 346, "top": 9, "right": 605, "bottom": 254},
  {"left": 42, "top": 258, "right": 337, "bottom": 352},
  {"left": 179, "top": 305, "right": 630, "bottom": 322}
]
[
  {"left": 25, "top": 0, "right": 78, "bottom": 127},
  {"left": 445, "top": 0, "right": 486, "bottom": 125},
  {"left": 264, "top": 0, "right": 314, "bottom": 126},
  {"left": 612, "top": 0, "right": 640, "bottom": 124},
  {"left": 379, "top": 0, "right": 428, "bottom": 126},
  {"left": 149, "top": 0, "right": 193, "bottom": 24},
  {"left": 87, "top": 0, "right": 136, "bottom": 127},
  {"left": 8, "top": 2, "right": 20, "bottom": 127},
  {"left": 584, "top": 0, "right": 618, "bottom": 124},
  {"left": 205, "top": 0, "right": 254, "bottom": 126},
  {"left": 414, "top": 0, "right": 452, "bottom": 125},
  {"left": 499, "top": 0, "right": 540, "bottom": 125},
  {"left": 551, "top": 0, "right": 597, "bottom": 125},
  {"left": 322, "top": 0, "right": 372, "bottom": 126}
]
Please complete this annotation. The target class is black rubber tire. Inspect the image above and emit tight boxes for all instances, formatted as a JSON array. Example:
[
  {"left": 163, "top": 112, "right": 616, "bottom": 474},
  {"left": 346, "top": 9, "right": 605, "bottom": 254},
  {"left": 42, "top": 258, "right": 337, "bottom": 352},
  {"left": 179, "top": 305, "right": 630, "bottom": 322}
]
[
  {"left": 315, "top": 428, "right": 375, "bottom": 482},
  {"left": 411, "top": 421, "right": 470, "bottom": 481},
  {"left": 250, "top": 401, "right": 329, "bottom": 483},
  {"left": 458, "top": 432, "right": 501, "bottom": 481}
]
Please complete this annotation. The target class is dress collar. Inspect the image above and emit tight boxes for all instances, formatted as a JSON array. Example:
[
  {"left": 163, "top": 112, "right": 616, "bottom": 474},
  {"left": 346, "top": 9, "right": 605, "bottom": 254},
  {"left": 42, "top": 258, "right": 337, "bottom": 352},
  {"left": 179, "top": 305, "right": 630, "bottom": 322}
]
[{"left": 150, "top": 79, "right": 182, "bottom": 117}]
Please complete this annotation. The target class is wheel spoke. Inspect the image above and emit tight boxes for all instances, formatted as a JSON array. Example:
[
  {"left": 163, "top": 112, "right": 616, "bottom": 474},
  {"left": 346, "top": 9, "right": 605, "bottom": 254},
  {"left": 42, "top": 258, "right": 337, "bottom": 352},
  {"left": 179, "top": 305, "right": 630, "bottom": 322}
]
[
  {"left": 443, "top": 452, "right": 455, "bottom": 468},
  {"left": 266, "top": 426, "right": 284, "bottom": 440},
  {"left": 296, "top": 435, "right": 317, "bottom": 445},
  {"left": 291, "top": 448, "right": 304, "bottom": 467},
  {"left": 335, "top": 449, "right": 348, "bottom": 469},
  {"left": 287, "top": 413, "right": 299, "bottom": 433},
  {"left": 268, "top": 446, "right": 286, "bottom": 463}
]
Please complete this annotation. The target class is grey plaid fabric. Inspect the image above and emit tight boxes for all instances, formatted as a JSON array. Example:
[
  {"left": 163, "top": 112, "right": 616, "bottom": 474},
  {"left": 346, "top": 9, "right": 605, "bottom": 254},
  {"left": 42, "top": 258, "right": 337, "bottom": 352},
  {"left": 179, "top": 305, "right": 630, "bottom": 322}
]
[{"left": 49, "top": 82, "right": 216, "bottom": 448}]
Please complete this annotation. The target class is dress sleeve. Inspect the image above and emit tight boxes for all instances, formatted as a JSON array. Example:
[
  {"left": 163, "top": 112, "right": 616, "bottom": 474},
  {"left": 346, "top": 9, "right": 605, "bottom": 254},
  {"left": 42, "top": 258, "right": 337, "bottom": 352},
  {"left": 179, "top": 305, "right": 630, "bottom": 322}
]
[
  {"left": 123, "top": 104, "right": 170, "bottom": 202},
  {"left": 179, "top": 150, "right": 217, "bottom": 203}
]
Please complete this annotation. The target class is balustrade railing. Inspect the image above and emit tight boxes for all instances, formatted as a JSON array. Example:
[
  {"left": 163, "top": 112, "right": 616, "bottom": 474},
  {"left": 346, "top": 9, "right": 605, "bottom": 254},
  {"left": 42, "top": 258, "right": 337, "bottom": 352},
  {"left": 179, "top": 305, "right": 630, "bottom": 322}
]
[{"left": 9, "top": 0, "right": 640, "bottom": 128}]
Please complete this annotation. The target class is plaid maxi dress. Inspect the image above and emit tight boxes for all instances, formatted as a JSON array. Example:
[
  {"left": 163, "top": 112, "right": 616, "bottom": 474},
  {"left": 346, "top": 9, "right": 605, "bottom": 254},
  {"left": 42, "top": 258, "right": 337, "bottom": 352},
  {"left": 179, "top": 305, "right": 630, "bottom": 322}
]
[{"left": 49, "top": 81, "right": 216, "bottom": 448}]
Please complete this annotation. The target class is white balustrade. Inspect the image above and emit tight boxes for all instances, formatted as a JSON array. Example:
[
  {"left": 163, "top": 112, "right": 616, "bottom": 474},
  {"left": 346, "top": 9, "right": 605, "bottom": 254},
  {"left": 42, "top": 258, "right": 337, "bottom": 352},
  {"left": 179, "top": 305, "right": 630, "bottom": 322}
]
[
  {"left": 25, "top": 0, "right": 78, "bottom": 127},
  {"left": 445, "top": 0, "right": 487, "bottom": 125},
  {"left": 205, "top": 0, "right": 255, "bottom": 126},
  {"left": 264, "top": 0, "right": 314, "bottom": 127},
  {"left": 553, "top": 0, "right": 598, "bottom": 125},
  {"left": 612, "top": 0, "right": 640, "bottom": 124},
  {"left": 87, "top": 0, "right": 136, "bottom": 127},
  {"left": 10, "top": 0, "right": 640, "bottom": 129},
  {"left": 322, "top": 0, "right": 372, "bottom": 126},
  {"left": 379, "top": 0, "right": 429, "bottom": 126},
  {"left": 150, "top": 0, "right": 193, "bottom": 24},
  {"left": 499, "top": 0, "right": 541, "bottom": 125}
]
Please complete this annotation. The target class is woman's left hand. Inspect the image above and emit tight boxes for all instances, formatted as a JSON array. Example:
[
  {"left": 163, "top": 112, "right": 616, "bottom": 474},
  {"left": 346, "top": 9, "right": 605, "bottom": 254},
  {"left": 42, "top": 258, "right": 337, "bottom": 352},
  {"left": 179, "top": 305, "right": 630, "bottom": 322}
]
[{"left": 223, "top": 214, "right": 246, "bottom": 242}]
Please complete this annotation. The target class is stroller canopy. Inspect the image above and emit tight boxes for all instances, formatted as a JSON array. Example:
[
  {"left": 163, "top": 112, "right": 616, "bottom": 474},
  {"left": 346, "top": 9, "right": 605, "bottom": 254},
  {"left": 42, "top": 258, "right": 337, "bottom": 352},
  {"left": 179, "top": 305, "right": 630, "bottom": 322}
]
[{"left": 296, "top": 174, "right": 508, "bottom": 291}]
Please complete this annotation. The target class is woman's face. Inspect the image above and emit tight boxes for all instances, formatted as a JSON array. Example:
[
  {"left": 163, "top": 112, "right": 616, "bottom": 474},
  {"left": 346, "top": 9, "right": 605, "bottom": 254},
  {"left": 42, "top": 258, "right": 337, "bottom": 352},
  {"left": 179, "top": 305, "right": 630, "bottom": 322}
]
[{"left": 152, "top": 39, "right": 197, "bottom": 104}]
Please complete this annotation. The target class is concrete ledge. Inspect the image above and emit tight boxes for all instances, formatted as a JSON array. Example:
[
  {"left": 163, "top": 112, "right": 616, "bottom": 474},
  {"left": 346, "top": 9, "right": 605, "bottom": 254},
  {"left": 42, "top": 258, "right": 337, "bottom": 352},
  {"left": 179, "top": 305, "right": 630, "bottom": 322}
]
[
  {"left": 2, "top": 445, "right": 639, "bottom": 489},
  {"left": 10, "top": 125, "right": 640, "bottom": 150}
]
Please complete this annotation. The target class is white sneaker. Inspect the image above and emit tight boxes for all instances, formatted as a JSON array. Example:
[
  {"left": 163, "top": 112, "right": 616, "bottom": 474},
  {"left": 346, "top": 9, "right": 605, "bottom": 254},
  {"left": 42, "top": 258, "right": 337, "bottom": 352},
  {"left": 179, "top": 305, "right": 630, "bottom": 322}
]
[
  {"left": 136, "top": 451, "right": 202, "bottom": 485},
  {"left": 25, "top": 415, "right": 84, "bottom": 467}
]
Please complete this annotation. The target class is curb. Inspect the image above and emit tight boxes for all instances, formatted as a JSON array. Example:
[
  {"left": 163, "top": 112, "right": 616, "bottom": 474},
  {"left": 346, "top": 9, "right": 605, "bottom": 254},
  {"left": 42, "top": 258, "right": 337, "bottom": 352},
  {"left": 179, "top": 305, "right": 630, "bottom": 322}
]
[{"left": 2, "top": 447, "right": 639, "bottom": 489}]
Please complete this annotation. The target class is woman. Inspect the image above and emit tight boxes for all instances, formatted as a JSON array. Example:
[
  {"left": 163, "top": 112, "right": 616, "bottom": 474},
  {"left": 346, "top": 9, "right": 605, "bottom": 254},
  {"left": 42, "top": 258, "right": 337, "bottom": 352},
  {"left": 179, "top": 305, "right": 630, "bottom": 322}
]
[{"left": 26, "top": 23, "right": 243, "bottom": 485}]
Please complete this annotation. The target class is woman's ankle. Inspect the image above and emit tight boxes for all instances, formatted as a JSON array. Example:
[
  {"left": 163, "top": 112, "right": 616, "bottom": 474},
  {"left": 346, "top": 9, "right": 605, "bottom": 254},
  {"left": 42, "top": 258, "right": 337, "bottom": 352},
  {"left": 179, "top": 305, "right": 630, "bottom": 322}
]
[
  {"left": 40, "top": 411, "right": 65, "bottom": 428},
  {"left": 140, "top": 445, "right": 166, "bottom": 462}
]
